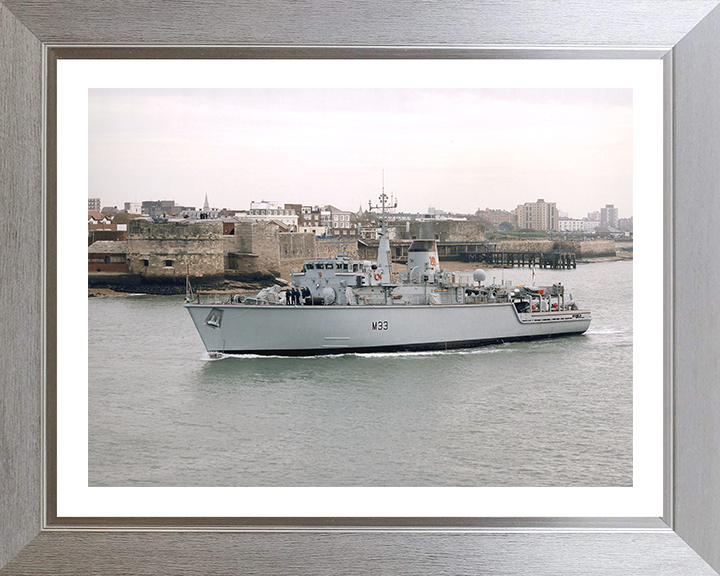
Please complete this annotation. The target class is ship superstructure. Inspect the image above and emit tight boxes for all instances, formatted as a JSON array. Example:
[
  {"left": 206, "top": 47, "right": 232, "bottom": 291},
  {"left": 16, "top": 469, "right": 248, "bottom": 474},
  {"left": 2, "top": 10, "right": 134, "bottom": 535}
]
[{"left": 185, "top": 196, "right": 591, "bottom": 356}]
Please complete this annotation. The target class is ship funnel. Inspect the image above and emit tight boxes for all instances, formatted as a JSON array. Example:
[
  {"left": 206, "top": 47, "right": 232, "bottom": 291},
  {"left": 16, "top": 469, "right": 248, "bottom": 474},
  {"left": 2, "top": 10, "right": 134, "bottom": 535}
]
[{"left": 407, "top": 240, "right": 440, "bottom": 276}]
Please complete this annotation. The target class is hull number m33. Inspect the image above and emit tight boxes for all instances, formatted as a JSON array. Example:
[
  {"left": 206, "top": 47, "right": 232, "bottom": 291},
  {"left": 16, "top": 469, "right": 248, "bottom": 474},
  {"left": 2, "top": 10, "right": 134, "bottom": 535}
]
[{"left": 372, "top": 321, "right": 389, "bottom": 331}]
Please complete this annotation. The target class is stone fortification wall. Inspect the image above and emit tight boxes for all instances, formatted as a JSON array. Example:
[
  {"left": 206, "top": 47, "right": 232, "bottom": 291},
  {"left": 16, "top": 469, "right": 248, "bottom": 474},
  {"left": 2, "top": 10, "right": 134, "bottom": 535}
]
[
  {"left": 126, "top": 220, "right": 224, "bottom": 283},
  {"left": 493, "top": 240, "right": 557, "bottom": 253},
  {"left": 394, "top": 220, "right": 486, "bottom": 242},
  {"left": 224, "top": 221, "right": 281, "bottom": 276},
  {"left": 316, "top": 238, "right": 359, "bottom": 260},
  {"left": 276, "top": 232, "right": 317, "bottom": 280},
  {"left": 279, "top": 233, "right": 316, "bottom": 260},
  {"left": 272, "top": 236, "right": 359, "bottom": 281},
  {"left": 490, "top": 239, "right": 616, "bottom": 258},
  {"left": 559, "top": 240, "right": 616, "bottom": 258}
]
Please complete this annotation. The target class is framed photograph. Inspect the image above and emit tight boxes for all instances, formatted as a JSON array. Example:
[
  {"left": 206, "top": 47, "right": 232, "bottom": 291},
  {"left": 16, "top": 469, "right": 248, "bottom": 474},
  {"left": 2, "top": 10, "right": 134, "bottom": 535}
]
[
  {"left": 66, "top": 59, "right": 659, "bottom": 519},
  {"left": 2, "top": 1, "right": 720, "bottom": 575}
]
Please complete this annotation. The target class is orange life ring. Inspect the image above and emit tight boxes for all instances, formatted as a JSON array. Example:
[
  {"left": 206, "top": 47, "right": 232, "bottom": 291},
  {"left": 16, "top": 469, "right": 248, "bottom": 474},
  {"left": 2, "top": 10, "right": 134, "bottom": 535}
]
[
  {"left": 318, "top": 272, "right": 322, "bottom": 277},
  {"left": 374, "top": 272, "right": 382, "bottom": 281},
  {"left": 429, "top": 256, "right": 436, "bottom": 266}
]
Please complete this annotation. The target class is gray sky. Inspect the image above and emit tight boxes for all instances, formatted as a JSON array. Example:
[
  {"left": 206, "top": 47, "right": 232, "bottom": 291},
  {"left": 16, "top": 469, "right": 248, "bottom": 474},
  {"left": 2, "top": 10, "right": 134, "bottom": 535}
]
[{"left": 89, "top": 88, "right": 632, "bottom": 218}]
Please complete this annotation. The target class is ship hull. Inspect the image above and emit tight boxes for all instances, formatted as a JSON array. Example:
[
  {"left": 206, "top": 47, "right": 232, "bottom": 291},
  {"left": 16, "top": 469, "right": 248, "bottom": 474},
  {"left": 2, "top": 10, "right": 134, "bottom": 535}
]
[{"left": 185, "top": 302, "right": 591, "bottom": 356}]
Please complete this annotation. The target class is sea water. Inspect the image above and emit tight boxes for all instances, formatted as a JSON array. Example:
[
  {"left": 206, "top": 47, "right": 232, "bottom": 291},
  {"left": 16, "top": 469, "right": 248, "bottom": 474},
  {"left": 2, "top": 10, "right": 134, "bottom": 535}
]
[{"left": 88, "top": 260, "right": 632, "bottom": 487}]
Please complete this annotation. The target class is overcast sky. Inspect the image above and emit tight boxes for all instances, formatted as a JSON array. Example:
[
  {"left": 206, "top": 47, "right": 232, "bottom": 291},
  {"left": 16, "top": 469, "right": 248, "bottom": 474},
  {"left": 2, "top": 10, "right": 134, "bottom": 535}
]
[{"left": 89, "top": 88, "right": 632, "bottom": 219}]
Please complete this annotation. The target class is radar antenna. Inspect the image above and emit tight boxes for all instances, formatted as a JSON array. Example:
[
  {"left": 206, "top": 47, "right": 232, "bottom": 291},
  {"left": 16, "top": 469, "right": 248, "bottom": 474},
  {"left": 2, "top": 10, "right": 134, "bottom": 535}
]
[{"left": 368, "top": 170, "right": 398, "bottom": 234}]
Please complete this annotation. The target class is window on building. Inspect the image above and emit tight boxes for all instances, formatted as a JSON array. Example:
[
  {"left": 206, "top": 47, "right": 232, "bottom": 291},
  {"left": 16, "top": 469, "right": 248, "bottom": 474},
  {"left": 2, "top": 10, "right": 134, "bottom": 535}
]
[
  {"left": 165, "top": 260, "right": 173, "bottom": 267},
  {"left": 142, "top": 259, "right": 149, "bottom": 267}
]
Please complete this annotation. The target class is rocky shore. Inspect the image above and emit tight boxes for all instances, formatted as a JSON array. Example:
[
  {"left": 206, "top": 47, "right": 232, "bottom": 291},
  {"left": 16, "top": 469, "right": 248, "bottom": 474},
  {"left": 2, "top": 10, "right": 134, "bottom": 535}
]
[{"left": 88, "top": 278, "right": 287, "bottom": 297}]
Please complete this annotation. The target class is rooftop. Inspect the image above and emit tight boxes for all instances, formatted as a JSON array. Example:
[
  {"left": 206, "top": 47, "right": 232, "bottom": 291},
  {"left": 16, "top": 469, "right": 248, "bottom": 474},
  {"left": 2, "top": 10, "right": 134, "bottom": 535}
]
[{"left": 88, "top": 241, "right": 127, "bottom": 254}]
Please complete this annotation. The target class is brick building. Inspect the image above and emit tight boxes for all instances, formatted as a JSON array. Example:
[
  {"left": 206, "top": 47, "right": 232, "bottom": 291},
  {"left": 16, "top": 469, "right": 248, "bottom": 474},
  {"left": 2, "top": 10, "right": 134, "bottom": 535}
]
[
  {"left": 475, "top": 208, "right": 515, "bottom": 230},
  {"left": 88, "top": 241, "right": 129, "bottom": 272}
]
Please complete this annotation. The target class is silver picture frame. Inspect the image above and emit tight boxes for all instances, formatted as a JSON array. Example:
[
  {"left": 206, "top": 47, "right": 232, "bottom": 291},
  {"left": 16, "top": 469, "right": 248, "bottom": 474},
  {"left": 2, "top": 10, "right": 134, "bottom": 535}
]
[{"left": 2, "top": 1, "right": 720, "bottom": 574}]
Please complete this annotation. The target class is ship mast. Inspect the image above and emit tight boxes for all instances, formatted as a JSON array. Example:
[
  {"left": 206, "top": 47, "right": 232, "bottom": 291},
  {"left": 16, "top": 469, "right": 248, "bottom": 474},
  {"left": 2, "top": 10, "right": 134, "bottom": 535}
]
[{"left": 368, "top": 170, "right": 397, "bottom": 281}]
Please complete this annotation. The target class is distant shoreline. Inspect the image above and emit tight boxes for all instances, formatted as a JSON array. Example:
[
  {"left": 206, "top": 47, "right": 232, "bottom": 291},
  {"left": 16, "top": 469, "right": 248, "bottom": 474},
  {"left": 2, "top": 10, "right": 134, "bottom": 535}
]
[{"left": 88, "top": 255, "right": 631, "bottom": 297}]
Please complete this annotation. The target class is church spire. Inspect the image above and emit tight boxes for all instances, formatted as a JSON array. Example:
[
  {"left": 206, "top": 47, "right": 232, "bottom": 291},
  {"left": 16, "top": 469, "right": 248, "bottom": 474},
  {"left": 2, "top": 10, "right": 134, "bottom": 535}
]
[{"left": 203, "top": 194, "right": 209, "bottom": 212}]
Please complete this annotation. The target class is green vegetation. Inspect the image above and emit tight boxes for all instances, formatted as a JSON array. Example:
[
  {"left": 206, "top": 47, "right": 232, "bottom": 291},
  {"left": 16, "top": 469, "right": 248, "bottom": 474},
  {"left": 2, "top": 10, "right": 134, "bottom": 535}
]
[{"left": 487, "top": 230, "right": 551, "bottom": 240}]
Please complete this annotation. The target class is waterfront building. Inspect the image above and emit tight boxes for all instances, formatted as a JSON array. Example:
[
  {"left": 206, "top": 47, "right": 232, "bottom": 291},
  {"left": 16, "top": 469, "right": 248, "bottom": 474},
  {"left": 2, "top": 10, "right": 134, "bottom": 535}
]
[
  {"left": 601, "top": 204, "right": 619, "bottom": 228},
  {"left": 475, "top": 207, "right": 515, "bottom": 230},
  {"left": 240, "top": 200, "right": 299, "bottom": 230},
  {"left": 141, "top": 199, "right": 195, "bottom": 217},
  {"left": 287, "top": 204, "right": 322, "bottom": 234},
  {"left": 558, "top": 219, "right": 598, "bottom": 233},
  {"left": 514, "top": 199, "right": 559, "bottom": 231},
  {"left": 617, "top": 217, "right": 633, "bottom": 233},
  {"left": 111, "top": 212, "right": 145, "bottom": 232},
  {"left": 427, "top": 206, "right": 448, "bottom": 216},
  {"left": 88, "top": 197, "right": 101, "bottom": 211},
  {"left": 142, "top": 200, "right": 175, "bottom": 216},
  {"left": 326, "top": 205, "right": 358, "bottom": 238},
  {"left": 88, "top": 211, "right": 115, "bottom": 231},
  {"left": 298, "top": 224, "right": 328, "bottom": 236},
  {"left": 88, "top": 240, "right": 129, "bottom": 272},
  {"left": 124, "top": 202, "right": 142, "bottom": 214}
]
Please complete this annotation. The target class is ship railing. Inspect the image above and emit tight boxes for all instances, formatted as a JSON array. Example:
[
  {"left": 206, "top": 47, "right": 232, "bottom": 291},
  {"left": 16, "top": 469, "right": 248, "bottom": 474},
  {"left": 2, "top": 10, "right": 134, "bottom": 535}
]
[{"left": 241, "top": 297, "right": 284, "bottom": 306}]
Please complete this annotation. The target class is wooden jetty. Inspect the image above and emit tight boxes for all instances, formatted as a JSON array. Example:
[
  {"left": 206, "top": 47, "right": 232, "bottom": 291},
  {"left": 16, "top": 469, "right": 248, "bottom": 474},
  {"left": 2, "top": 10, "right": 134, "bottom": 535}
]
[
  {"left": 358, "top": 240, "right": 577, "bottom": 270},
  {"left": 460, "top": 250, "right": 576, "bottom": 269}
]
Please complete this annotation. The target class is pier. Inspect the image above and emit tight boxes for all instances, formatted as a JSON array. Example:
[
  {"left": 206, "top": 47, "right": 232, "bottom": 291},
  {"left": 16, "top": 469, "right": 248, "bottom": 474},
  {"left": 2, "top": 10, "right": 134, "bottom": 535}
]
[
  {"left": 460, "top": 249, "right": 577, "bottom": 269},
  {"left": 358, "top": 240, "right": 578, "bottom": 269}
]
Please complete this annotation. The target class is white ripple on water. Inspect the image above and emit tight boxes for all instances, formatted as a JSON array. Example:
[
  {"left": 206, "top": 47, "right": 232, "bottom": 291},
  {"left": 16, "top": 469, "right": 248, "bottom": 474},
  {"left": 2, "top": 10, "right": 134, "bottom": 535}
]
[
  {"left": 204, "top": 344, "right": 511, "bottom": 361},
  {"left": 587, "top": 327, "right": 630, "bottom": 335}
]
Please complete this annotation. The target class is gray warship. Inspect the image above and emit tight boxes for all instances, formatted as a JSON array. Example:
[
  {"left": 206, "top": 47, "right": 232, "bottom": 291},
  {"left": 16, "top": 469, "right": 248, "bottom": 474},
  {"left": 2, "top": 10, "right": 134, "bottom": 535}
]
[{"left": 184, "top": 199, "right": 591, "bottom": 356}]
